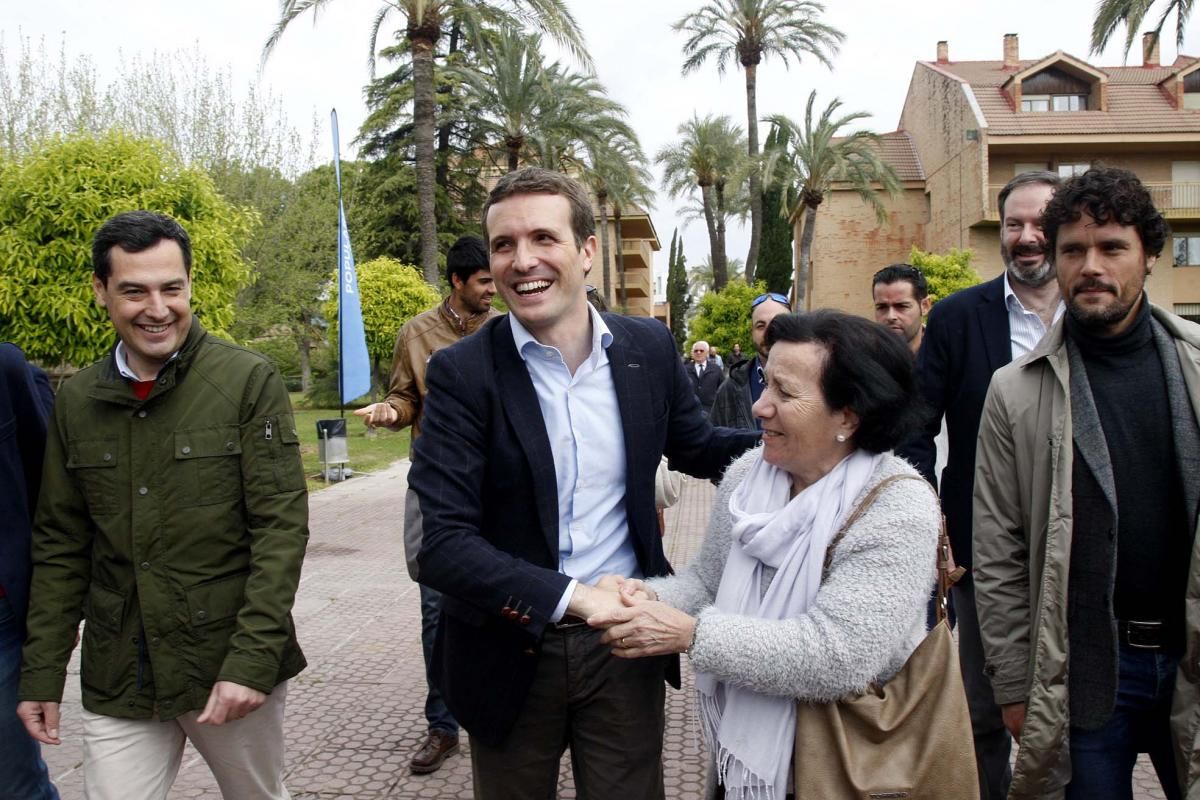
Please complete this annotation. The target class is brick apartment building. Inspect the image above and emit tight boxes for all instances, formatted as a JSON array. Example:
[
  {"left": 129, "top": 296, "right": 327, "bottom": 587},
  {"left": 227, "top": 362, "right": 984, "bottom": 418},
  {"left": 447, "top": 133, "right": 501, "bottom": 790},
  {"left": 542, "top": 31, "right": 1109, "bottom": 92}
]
[{"left": 806, "top": 33, "right": 1200, "bottom": 321}]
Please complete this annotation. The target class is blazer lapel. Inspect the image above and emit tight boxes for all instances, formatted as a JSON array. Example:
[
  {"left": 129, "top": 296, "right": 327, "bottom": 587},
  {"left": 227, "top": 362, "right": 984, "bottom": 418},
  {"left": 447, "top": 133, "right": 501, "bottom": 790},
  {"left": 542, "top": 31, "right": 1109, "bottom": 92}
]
[
  {"left": 605, "top": 318, "right": 652, "bottom": 555},
  {"left": 492, "top": 317, "right": 560, "bottom": 558},
  {"left": 977, "top": 276, "right": 1012, "bottom": 374}
]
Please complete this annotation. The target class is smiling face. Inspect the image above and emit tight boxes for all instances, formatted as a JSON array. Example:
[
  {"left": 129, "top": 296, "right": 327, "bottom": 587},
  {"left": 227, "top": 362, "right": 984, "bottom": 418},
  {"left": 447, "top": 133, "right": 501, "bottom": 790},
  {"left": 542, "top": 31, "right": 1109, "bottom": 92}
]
[
  {"left": 485, "top": 192, "right": 594, "bottom": 342},
  {"left": 452, "top": 268, "right": 497, "bottom": 315},
  {"left": 1056, "top": 211, "right": 1154, "bottom": 336},
  {"left": 1001, "top": 182, "right": 1056, "bottom": 288},
  {"left": 751, "top": 299, "right": 790, "bottom": 361},
  {"left": 872, "top": 280, "right": 930, "bottom": 345},
  {"left": 92, "top": 238, "right": 192, "bottom": 380},
  {"left": 752, "top": 341, "right": 858, "bottom": 490}
]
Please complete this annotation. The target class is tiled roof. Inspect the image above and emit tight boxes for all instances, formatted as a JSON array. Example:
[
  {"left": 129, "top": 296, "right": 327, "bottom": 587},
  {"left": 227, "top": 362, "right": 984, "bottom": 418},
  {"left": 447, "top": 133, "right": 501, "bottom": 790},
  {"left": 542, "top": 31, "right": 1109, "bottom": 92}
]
[
  {"left": 829, "top": 130, "right": 926, "bottom": 182},
  {"left": 923, "top": 55, "right": 1200, "bottom": 135},
  {"left": 874, "top": 131, "right": 926, "bottom": 180}
]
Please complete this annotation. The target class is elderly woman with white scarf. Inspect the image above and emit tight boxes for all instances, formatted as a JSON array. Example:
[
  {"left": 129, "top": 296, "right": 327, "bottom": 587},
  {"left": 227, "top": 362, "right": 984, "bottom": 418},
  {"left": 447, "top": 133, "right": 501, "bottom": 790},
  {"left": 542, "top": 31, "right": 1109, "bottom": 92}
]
[{"left": 590, "top": 310, "right": 941, "bottom": 800}]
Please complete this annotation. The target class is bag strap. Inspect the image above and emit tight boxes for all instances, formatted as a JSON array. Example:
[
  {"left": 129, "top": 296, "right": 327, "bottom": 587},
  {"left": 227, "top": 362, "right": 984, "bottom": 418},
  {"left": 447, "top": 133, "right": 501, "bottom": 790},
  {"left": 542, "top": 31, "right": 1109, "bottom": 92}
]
[{"left": 820, "top": 473, "right": 963, "bottom": 625}]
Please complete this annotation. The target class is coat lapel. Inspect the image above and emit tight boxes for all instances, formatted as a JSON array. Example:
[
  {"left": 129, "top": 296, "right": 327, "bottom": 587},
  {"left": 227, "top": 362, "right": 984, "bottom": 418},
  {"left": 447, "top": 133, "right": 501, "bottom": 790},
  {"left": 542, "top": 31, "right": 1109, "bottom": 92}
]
[
  {"left": 491, "top": 317, "right": 560, "bottom": 558},
  {"left": 605, "top": 317, "right": 651, "bottom": 557},
  {"left": 977, "top": 275, "right": 1012, "bottom": 374}
]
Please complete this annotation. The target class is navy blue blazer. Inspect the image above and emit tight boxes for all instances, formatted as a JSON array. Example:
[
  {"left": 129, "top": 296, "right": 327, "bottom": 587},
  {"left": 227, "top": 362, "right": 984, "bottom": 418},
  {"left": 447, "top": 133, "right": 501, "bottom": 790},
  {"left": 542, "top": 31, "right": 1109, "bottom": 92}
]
[
  {"left": 900, "top": 275, "right": 1010, "bottom": 571},
  {"left": 0, "top": 344, "right": 54, "bottom": 638},
  {"left": 410, "top": 313, "right": 758, "bottom": 746}
]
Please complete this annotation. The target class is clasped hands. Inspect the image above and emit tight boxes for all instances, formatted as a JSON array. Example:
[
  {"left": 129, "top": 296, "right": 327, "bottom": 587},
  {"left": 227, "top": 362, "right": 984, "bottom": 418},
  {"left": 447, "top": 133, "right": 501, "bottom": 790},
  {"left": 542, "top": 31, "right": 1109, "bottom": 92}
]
[{"left": 568, "top": 575, "right": 696, "bottom": 659}]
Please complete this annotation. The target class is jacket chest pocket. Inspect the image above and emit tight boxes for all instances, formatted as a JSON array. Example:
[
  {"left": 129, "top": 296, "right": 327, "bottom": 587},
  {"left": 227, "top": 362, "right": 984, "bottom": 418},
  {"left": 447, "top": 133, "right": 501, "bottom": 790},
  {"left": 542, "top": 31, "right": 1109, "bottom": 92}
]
[
  {"left": 174, "top": 426, "right": 242, "bottom": 507},
  {"left": 66, "top": 438, "right": 120, "bottom": 517}
]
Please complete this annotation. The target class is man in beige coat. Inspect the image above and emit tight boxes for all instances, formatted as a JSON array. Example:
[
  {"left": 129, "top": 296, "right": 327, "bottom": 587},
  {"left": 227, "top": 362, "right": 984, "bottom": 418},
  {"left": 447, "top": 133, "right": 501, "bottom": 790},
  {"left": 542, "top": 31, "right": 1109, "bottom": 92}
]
[
  {"left": 354, "top": 235, "right": 498, "bottom": 775},
  {"left": 974, "top": 167, "right": 1200, "bottom": 798}
]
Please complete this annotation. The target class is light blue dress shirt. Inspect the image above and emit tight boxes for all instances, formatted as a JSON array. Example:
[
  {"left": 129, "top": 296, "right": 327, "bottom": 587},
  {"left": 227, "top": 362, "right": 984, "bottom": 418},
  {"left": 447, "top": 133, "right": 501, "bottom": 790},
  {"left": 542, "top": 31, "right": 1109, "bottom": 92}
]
[{"left": 509, "top": 307, "right": 638, "bottom": 621}]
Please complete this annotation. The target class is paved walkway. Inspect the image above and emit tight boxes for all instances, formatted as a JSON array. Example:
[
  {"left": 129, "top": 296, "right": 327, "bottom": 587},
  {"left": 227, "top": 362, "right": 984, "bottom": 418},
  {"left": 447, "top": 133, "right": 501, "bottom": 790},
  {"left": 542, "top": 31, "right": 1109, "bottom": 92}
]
[{"left": 39, "top": 463, "right": 1170, "bottom": 798}]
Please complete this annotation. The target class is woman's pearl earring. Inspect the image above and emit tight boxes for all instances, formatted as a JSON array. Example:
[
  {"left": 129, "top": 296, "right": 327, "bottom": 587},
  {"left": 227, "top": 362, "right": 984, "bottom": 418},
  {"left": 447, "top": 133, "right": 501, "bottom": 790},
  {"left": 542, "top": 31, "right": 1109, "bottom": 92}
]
[{"left": 835, "top": 433, "right": 847, "bottom": 442}]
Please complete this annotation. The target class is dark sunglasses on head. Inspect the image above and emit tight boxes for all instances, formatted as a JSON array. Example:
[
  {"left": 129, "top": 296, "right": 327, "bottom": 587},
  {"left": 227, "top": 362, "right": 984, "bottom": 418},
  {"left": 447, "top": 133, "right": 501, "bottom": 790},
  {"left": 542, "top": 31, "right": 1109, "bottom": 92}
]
[{"left": 751, "top": 292, "right": 791, "bottom": 310}]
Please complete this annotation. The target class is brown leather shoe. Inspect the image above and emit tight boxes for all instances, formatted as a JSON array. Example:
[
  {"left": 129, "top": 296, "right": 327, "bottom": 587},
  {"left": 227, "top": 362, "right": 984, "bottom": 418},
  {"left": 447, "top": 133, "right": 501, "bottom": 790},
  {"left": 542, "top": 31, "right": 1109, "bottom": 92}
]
[{"left": 409, "top": 730, "right": 460, "bottom": 774}]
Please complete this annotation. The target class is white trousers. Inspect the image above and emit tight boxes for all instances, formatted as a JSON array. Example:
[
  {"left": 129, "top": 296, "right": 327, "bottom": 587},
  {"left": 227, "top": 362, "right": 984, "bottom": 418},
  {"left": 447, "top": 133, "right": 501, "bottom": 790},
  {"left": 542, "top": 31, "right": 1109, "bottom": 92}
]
[{"left": 80, "top": 682, "right": 291, "bottom": 800}]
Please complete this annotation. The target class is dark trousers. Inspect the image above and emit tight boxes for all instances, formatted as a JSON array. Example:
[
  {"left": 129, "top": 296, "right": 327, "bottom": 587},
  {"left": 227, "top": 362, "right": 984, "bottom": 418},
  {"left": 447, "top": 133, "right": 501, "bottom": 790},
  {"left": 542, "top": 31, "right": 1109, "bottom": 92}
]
[
  {"left": 1065, "top": 645, "right": 1182, "bottom": 800},
  {"left": 0, "top": 595, "right": 59, "bottom": 800},
  {"left": 419, "top": 583, "right": 458, "bottom": 735},
  {"left": 470, "top": 623, "right": 667, "bottom": 800},
  {"left": 956, "top": 576, "right": 1012, "bottom": 800}
]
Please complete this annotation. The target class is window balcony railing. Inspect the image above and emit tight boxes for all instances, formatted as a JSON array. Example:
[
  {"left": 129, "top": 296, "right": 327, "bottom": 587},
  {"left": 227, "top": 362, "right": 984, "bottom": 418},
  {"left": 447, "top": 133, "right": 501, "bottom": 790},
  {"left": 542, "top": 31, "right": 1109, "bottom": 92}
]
[{"left": 987, "top": 182, "right": 1200, "bottom": 220}]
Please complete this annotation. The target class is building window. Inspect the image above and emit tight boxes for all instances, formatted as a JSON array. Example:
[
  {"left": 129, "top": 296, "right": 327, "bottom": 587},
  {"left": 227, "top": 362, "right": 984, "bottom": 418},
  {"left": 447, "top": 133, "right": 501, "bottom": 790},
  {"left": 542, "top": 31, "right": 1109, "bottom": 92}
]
[
  {"left": 1014, "top": 162, "right": 1048, "bottom": 175},
  {"left": 1020, "top": 94, "right": 1087, "bottom": 112},
  {"left": 1175, "top": 235, "right": 1200, "bottom": 267},
  {"left": 1058, "top": 163, "right": 1090, "bottom": 178}
]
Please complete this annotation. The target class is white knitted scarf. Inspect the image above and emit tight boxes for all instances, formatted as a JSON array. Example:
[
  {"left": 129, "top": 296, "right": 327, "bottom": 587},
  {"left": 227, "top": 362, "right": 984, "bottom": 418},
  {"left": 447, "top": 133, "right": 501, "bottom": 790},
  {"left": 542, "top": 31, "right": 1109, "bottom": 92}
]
[{"left": 696, "top": 448, "right": 881, "bottom": 800}]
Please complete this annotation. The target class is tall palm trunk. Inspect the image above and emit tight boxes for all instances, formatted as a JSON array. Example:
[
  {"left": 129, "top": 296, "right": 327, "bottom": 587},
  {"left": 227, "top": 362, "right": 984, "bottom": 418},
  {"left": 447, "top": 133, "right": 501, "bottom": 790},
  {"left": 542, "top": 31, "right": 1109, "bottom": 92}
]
[
  {"left": 700, "top": 183, "right": 725, "bottom": 290},
  {"left": 597, "top": 189, "right": 612, "bottom": 301},
  {"left": 794, "top": 202, "right": 820, "bottom": 308},
  {"left": 744, "top": 61, "right": 762, "bottom": 283},
  {"left": 506, "top": 141, "right": 520, "bottom": 172},
  {"left": 409, "top": 25, "right": 440, "bottom": 285},
  {"left": 713, "top": 180, "right": 730, "bottom": 291},
  {"left": 615, "top": 204, "right": 627, "bottom": 312},
  {"left": 435, "top": 21, "right": 461, "bottom": 190}
]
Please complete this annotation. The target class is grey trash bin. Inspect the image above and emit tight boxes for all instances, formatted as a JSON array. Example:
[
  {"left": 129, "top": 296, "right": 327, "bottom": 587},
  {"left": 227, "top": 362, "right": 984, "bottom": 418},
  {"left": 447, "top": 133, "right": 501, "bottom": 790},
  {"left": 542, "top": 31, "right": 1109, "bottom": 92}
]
[{"left": 316, "top": 418, "right": 350, "bottom": 481}]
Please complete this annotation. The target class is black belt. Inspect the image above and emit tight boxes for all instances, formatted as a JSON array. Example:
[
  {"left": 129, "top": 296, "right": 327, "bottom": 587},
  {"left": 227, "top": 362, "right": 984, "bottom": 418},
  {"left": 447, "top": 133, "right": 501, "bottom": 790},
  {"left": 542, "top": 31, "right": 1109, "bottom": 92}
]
[
  {"left": 1119, "top": 619, "right": 1167, "bottom": 650},
  {"left": 553, "top": 614, "right": 588, "bottom": 629}
]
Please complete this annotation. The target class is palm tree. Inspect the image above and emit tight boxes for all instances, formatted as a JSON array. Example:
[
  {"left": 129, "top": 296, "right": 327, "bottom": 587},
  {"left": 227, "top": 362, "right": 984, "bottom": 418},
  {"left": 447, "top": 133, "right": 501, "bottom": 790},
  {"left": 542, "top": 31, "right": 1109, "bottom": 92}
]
[
  {"left": 263, "top": 0, "right": 590, "bottom": 286},
  {"left": 1091, "top": 0, "right": 1193, "bottom": 59},
  {"left": 576, "top": 134, "right": 648, "bottom": 302},
  {"left": 762, "top": 92, "right": 901, "bottom": 307},
  {"left": 674, "top": 0, "right": 843, "bottom": 283},
  {"left": 655, "top": 114, "right": 747, "bottom": 291},
  {"left": 607, "top": 164, "right": 655, "bottom": 312}
]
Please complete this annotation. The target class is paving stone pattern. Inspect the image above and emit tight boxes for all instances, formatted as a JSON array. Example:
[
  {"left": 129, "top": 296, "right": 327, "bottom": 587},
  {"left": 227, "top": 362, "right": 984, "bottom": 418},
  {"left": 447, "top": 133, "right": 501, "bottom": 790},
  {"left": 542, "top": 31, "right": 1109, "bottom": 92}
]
[{"left": 39, "top": 463, "right": 1169, "bottom": 798}]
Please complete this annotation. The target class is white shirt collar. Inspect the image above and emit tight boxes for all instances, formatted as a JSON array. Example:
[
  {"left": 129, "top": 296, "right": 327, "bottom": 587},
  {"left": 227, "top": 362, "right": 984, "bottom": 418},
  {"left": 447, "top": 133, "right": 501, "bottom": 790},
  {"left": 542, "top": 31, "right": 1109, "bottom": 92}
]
[
  {"left": 509, "top": 304, "right": 613, "bottom": 363},
  {"left": 113, "top": 341, "right": 179, "bottom": 381}
]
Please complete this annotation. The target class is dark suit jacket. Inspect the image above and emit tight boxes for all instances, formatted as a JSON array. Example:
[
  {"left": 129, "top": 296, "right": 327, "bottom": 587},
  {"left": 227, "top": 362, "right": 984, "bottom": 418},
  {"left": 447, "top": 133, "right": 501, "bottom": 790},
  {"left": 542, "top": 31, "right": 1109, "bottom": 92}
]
[
  {"left": 410, "top": 313, "right": 758, "bottom": 746},
  {"left": 686, "top": 360, "right": 723, "bottom": 412},
  {"left": 899, "top": 275, "right": 1010, "bottom": 571},
  {"left": 0, "top": 344, "right": 54, "bottom": 638}
]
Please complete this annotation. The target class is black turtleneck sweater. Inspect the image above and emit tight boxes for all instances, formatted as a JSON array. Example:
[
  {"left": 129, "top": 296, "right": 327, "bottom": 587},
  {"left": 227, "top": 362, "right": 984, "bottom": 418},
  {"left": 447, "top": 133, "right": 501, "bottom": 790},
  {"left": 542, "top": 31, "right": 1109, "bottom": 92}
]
[{"left": 1067, "top": 299, "right": 1189, "bottom": 648}]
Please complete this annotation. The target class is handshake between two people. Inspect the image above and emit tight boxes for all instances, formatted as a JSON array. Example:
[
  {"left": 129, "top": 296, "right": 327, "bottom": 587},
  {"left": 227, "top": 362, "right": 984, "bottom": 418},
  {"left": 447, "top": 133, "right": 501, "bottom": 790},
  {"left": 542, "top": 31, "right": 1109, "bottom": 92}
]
[{"left": 566, "top": 576, "right": 698, "bottom": 660}]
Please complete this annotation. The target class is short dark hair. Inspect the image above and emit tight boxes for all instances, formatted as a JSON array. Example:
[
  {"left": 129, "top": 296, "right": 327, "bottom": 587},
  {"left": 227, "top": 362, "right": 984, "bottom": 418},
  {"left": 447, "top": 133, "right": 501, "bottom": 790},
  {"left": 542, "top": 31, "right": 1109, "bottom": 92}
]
[
  {"left": 92, "top": 211, "right": 192, "bottom": 284},
  {"left": 997, "top": 170, "right": 1062, "bottom": 221},
  {"left": 765, "top": 310, "right": 926, "bottom": 454},
  {"left": 446, "top": 235, "right": 489, "bottom": 287},
  {"left": 871, "top": 264, "right": 928, "bottom": 301},
  {"left": 1040, "top": 167, "right": 1169, "bottom": 257},
  {"left": 482, "top": 167, "right": 595, "bottom": 248}
]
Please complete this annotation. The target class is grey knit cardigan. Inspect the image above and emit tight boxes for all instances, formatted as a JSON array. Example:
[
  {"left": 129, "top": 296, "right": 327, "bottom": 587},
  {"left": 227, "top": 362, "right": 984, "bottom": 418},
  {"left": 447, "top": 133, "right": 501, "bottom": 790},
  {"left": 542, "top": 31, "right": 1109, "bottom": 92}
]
[{"left": 649, "top": 449, "right": 941, "bottom": 701}]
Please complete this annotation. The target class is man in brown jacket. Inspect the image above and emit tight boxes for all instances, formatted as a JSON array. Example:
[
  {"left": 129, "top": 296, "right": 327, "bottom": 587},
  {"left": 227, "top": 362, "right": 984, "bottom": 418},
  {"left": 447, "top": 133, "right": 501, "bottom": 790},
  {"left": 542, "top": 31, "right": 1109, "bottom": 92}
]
[{"left": 354, "top": 235, "right": 497, "bottom": 774}]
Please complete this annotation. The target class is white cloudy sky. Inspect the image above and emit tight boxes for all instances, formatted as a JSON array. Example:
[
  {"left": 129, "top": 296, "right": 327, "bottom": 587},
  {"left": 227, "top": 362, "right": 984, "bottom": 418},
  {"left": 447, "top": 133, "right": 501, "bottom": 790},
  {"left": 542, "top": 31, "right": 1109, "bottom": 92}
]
[{"left": 6, "top": 0, "right": 1199, "bottom": 281}]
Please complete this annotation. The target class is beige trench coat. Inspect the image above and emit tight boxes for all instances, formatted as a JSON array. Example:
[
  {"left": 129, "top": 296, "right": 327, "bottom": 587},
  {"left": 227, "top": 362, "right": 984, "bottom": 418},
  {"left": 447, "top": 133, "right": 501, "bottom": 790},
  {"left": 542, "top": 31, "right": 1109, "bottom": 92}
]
[{"left": 973, "top": 305, "right": 1200, "bottom": 799}]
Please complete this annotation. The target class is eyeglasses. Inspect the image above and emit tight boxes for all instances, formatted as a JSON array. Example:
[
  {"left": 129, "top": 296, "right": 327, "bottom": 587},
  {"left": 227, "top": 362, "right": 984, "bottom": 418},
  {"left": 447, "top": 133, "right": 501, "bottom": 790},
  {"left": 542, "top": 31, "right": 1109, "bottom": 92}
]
[
  {"left": 751, "top": 292, "right": 791, "bottom": 310},
  {"left": 692, "top": 348, "right": 705, "bottom": 353}
]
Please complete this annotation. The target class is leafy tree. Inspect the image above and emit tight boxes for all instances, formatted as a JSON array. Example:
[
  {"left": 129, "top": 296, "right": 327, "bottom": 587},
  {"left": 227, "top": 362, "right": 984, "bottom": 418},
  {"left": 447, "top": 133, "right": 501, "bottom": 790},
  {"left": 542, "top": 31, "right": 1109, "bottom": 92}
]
[
  {"left": 909, "top": 246, "right": 981, "bottom": 305},
  {"left": 0, "top": 131, "right": 256, "bottom": 367},
  {"left": 322, "top": 257, "right": 441, "bottom": 396},
  {"left": 675, "top": 0, "right": 843, "bottom": 281},
  {"left": 656, "top": 113, "right": 746, "bottom": 291},
  {"left": 756, "top": 122, "right": 793, "bottom": 293},
  {"left": 688, "top": 278, "right": 765, "bottom": 358},
  {"left": 666, "top": 228, "right": 691, "bottom": 352},
  {"left": 1091, "top": 0, "right": 1192, "bottom": 59},
  {"left": 264, "top": 0, "right": 591, "bottom": 286},
  {"left": 763, "top": 92, "right": 901, "bottom": 307}
]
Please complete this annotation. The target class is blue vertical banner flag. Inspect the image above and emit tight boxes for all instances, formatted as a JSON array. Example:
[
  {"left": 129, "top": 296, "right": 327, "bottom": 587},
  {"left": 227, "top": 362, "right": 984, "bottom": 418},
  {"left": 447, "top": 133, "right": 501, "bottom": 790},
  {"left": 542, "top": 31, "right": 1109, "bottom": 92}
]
[{"left": 331, "top": 109, "right": 371, "bottom": 404}]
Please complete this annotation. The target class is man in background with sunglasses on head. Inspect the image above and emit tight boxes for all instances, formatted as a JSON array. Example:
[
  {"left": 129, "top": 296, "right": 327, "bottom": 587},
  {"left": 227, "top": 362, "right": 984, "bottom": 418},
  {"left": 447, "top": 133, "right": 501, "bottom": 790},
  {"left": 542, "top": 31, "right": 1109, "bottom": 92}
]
[
  {"left": 872, "top": 264, "right": 932, "bottom": 355},
  {"left": 710, "top": 292, "right": 791, "bottom": 430}
]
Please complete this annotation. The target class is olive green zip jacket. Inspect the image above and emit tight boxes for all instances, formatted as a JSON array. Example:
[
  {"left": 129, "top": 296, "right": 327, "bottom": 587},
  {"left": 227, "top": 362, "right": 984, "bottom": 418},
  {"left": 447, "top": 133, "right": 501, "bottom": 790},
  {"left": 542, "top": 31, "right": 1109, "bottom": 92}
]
[
  {"left": 974, "top": 305, "right": 1200, "bottom": 798},
  {"left": 19, "top": 319, "right": 308, "bottom": 720}
]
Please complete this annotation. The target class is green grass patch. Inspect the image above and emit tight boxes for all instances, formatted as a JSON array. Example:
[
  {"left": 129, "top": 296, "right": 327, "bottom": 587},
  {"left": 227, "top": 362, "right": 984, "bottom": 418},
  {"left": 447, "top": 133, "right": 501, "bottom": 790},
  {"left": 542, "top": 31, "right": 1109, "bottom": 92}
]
[{"left": 289, "top": 394, "right": 411, "bottom": 492}]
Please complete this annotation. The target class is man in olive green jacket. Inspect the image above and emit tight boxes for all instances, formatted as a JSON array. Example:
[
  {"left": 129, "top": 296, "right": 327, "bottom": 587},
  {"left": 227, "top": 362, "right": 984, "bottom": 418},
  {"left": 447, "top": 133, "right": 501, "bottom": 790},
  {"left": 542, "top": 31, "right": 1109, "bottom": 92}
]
[
  {"left": 17, "top": 211, "right": 308, "bottom": 800},
  {"left": 974, "top": 169, "right": 1200, "bottom": 799}
]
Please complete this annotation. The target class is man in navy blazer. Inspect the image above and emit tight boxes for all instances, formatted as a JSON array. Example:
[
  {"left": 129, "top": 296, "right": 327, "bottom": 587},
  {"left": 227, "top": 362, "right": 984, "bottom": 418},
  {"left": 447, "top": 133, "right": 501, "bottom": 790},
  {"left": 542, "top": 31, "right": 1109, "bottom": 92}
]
[
  {"left": 0, "top": 343, "right": 59, "bottom": 799},
  {"left": 902, "top": 171, "right": 1063, "bottom": 800},
  {"left": 409, "top": 168, "right": 757, "bottom": 799}
]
